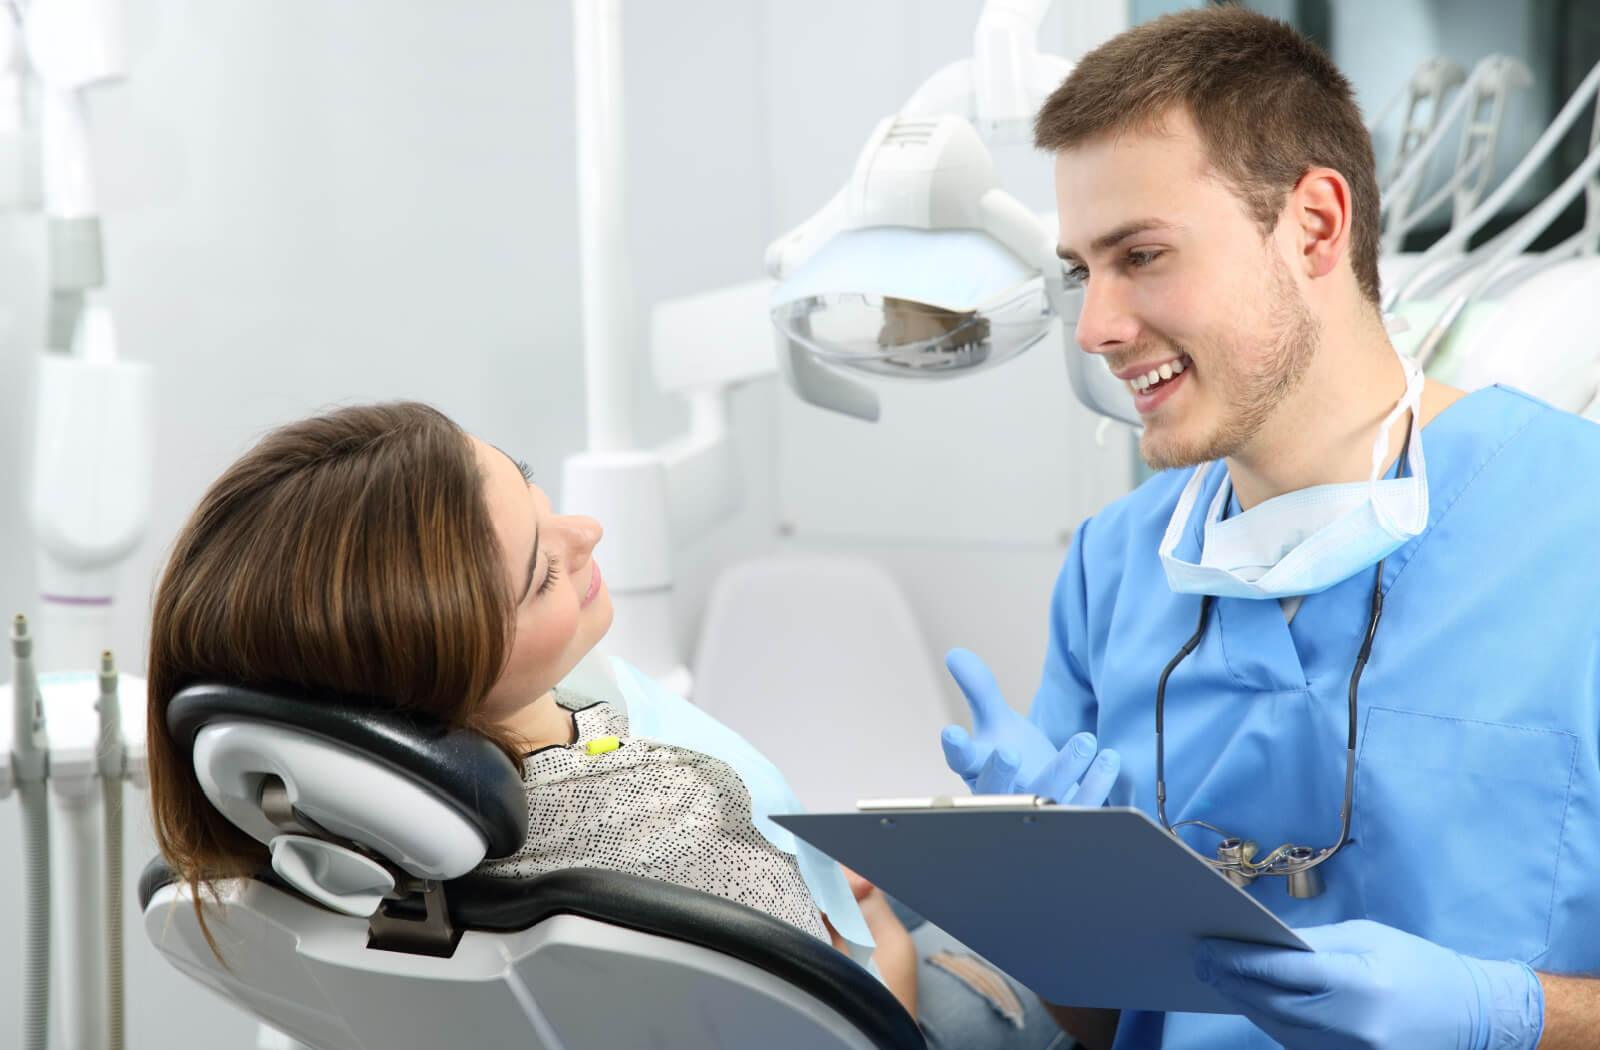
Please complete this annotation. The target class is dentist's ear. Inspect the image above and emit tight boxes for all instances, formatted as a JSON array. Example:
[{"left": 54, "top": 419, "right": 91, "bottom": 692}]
[{"left": 1288, "top": 167, "right": 1353, "bottom": 283}]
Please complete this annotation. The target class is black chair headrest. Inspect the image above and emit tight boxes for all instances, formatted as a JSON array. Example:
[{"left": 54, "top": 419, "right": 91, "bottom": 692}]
[{"left": 168, "top": 681, "right": 527, "bottom": 860}]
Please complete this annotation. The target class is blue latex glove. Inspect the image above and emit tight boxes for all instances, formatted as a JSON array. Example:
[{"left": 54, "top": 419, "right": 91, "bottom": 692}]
[
  {"left": 939, "top": 648, "right": 1120, "bottom": 805},
  {"left": 1197, "top": 919, "right": 1545, "bottom": 1050}
]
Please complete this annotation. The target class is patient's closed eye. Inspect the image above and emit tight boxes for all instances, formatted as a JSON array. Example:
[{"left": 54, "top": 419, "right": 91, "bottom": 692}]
[{"left": 538, "top": 556, "right": 562, "bottom": 596}]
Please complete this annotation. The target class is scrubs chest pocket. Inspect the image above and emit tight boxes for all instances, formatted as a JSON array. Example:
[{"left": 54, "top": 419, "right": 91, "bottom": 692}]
[{"left": 1354, "top": 707, "right": 1577, "bottom": 964}]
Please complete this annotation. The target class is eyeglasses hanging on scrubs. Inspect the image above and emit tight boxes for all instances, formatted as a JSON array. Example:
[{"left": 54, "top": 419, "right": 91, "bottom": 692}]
[
  {"left": 1153, "top": 354, "right": 1424, "bottom": 898},
  {"left": 1154, "top": 568, "right": 1382, "bottom": 899}
]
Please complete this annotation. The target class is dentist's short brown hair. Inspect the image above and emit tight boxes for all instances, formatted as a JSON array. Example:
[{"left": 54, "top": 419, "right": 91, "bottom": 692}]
[{"left": 1034, "top": 5, "right": 1382, "bottom": 306}]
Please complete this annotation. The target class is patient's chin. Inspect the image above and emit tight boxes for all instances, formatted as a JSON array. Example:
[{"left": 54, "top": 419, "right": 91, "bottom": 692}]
[{"left": 586, "top": 588, "right": 615, "bottom": 636}]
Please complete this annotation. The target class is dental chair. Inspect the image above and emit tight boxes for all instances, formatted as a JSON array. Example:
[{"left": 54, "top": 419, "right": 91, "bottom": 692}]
[
  {"left": 691, "top": 555, "right": 967, "bottom": 813},
  {"left": 140, "top": 681, "right": 925, "bottom": 1050}
]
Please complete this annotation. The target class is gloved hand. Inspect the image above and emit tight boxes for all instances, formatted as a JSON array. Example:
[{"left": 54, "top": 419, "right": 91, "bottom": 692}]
[
  {"left": 939, "top": 648, "right": 1120, "bottom": 805},
  {"left": 1196, "top": 919, "right": 1545, "bottom": 1050}
]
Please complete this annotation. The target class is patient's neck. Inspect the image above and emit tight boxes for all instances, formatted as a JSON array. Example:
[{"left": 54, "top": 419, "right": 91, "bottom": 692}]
[{"left": 499, "top": 691, "right": 577, "bottom": 754}]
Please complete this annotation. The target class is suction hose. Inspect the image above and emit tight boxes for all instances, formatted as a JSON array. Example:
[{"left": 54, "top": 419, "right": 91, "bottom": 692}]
[{"left": 12, "top": 615, "right": 51, "bottom": 1050}]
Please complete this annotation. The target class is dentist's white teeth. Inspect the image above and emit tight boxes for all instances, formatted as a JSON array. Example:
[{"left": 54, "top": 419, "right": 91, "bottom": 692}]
[{"left": 1127, "top": 355, "right": 1193, "bottom": 395}]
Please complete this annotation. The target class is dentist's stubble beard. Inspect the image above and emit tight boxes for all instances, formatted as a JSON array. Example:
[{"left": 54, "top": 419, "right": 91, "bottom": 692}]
[{"left": 1136, "top": 252, "right": 1319, "bottom": 471}]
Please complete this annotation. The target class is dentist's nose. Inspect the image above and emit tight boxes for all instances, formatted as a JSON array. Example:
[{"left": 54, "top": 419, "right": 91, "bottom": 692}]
[{"left": 1073, "top": 277, "right": 1140, "bottom": 356}]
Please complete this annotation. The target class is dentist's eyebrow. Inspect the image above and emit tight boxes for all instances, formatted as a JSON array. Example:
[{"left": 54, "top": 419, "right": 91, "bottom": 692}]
[{"left": 1057, "top": 218, "right": 1183, "bottom": 262}]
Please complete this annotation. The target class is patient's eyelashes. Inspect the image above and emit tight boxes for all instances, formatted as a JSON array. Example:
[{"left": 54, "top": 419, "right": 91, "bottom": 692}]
[{"left": 538, "top": 555, "right": 562, "bottom": 596}]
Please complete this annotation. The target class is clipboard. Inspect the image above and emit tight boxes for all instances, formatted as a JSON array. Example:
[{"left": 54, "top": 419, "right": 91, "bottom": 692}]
[{"left": 772, "top": 802, "right": 1310, "bottom": 1014}]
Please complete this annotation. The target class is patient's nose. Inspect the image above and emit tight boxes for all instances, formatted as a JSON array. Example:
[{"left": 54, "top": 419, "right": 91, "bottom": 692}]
[{"left": 562, "top": 516, "right": 603, "bottom": 561}]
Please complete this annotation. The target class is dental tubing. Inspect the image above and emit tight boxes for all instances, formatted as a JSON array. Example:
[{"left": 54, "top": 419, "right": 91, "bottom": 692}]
[
  {"left": 12, "top": 615, "right": 51, "bottom": 1050},
  {"left": 98, "top": 650, "right": 124, "bottom": 1050}
]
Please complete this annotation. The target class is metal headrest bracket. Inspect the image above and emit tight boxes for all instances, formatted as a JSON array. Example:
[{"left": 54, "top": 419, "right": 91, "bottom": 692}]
[{"left": 367, "top": 877, "right": 463, "bottom": 958}]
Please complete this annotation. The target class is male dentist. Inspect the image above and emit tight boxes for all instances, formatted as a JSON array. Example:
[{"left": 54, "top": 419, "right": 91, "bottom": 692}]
[{"left": 943, "top": 7, "right": 1600, "bottom": 1049}]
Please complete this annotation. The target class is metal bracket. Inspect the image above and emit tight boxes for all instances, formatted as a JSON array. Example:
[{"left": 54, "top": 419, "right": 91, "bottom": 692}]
[
  {"left": 260, "top": 774, "right": 461, "bottom": 954},
  {"left": 367, "top": 878, "right": 462, "bottom": 958}
]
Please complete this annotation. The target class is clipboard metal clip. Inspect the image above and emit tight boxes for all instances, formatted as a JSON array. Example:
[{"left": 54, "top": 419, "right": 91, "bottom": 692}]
[{"left": 856, "top": 794, "right": 1055, "bottom": 811}]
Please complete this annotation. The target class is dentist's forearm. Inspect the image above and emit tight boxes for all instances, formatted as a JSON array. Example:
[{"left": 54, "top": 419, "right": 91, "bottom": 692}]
[
  {"left": 1040, "top": 1002, "right": 1118, "bottom": 1050},
  {"left": 1535, "top": 973, "right": 1600, "bottom": 1049}
]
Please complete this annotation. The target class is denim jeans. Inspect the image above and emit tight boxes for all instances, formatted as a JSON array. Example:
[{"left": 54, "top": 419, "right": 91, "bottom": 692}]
[{"left": 895, "top": 898, "right": 1076, "bottom": 1050}]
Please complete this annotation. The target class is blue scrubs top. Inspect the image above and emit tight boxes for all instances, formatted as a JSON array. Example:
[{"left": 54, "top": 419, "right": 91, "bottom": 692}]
[{"left": 1032, "top": 387, "right": 1600, "bottom": 1049}]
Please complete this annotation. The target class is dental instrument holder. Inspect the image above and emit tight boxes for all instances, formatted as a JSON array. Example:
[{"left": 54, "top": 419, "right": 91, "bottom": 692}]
[
  {"left": 1406, "top": 76, "right": 1600, "bottom": 368},
  {"left": 1, "top": 619, "right": 149, "bottom": 1050},
  {"left": 20, "top": 285, "right": 151, "bottom": 1050},
  {"left": 1387, "top": 55, "right": 1600, "bottom": 335},
  {"left": 1374, "top": 58, "right": 1465, "bottom": 201},
  {"left": 5, "top": 5, "right": 147, "bottom": 1047},
  {"left": 1380, "top": 56, "right": 1531, "bottom": 256}
]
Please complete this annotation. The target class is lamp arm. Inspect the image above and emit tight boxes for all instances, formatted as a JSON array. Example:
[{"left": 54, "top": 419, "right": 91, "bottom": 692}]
[
  {"left": 660, "top": 391, "right": 740, "bottom": 544},
  {"left": 973, "top": 0, "right": 1053, "bottom": 131}
]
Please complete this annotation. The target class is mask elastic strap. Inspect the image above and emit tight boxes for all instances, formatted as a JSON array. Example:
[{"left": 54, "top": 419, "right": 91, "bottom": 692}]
[
  {"left": 1159, "top": 460, "right": 1216, "bottom": 559},
  {"left": 1367, "top": 355, "right": 1427, "bottom": 534},
  {"left": 1367, "top": 356, "right": 1424, "bottom": 480}
]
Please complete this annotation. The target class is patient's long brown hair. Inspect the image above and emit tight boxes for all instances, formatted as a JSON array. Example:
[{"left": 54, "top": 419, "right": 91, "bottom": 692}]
[{"left": 146, "top": 402, "right": 521, "bottom": 946}]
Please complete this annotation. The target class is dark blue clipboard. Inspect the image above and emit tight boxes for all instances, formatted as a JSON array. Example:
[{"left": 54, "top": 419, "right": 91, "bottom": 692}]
[{"left": 773, "top": 804, "right": 1310, "bottom": 1014}]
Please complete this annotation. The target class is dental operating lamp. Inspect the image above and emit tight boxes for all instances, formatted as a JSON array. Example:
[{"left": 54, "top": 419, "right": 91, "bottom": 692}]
[
  {"left": 764, "top": 0, "right": 1138, "bottom": 427},
  {"left": 1, "top": 1, "right": 151, "bottom": 1049},
  {"left": 559, "top": 0, "right": 1134, "bottom": 696}
]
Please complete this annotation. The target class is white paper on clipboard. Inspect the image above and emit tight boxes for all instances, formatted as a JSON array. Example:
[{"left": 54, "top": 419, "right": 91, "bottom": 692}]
[{"left": 771, "top": 805, "right": 1310, "bottom": 1015}]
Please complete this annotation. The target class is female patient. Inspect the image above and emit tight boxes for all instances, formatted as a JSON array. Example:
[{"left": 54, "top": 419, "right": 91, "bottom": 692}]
[{"left": 146, "top": 401, "right": 1066, "bottom": 1050}]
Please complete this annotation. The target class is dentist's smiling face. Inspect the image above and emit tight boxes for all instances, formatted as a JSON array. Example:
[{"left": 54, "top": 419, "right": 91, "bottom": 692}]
[
  {"left": 471, "top": 437, "right": 612, "bottom": 723},
  {"left": 1054, "top": 107, "right": 1319, "bottom": 470}
]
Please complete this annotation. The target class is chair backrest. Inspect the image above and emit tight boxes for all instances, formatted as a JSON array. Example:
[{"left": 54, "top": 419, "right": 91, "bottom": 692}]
[
  {"left": 148, "top": 680, "right": 927, "bottom": 1049},
  {"left": 692, "top": 555, "right": 967, "bottom": 812},
  {"left": 140, "top": 861, "right": 925, "bottom": 1050}
]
